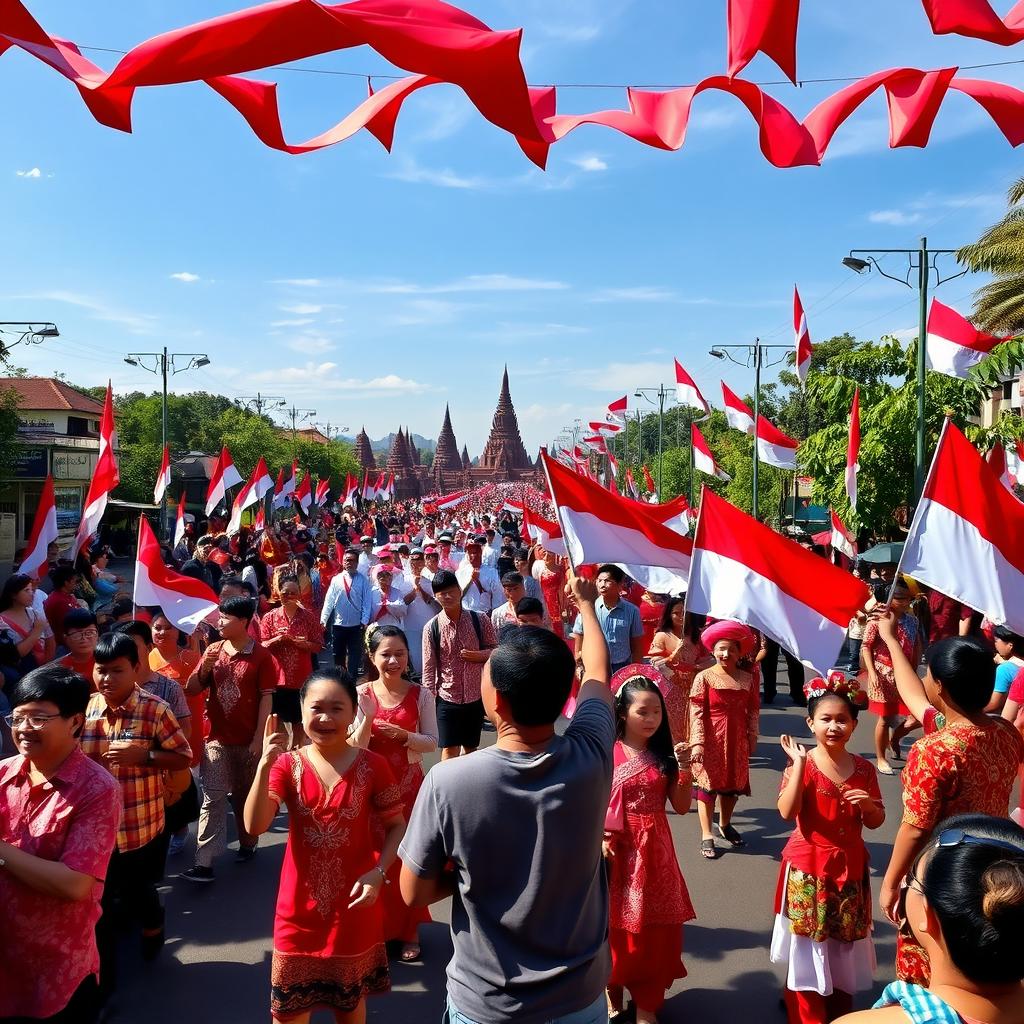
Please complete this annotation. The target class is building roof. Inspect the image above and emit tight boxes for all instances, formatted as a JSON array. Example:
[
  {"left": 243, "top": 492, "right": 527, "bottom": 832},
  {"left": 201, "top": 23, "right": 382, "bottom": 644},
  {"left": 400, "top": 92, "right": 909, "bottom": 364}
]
[
  {"left": 293, "top": 426, "right": 330, "bottom": 445},
  {"left": 0, "top": 377, "right": 104, "bottom": 415}
]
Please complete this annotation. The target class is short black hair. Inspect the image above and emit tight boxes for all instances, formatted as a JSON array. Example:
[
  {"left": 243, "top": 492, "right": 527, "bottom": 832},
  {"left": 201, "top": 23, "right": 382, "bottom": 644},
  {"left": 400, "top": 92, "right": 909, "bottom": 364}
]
[
  {"left": 501, "top": 571, "right": 524, "bottom": 589},
  {"left": 51, "top": 566, "right": 78, "bottom": 589},
  {"left": 63, "top": 608, "right": 98, "bottom": 634},
  {"left": 114, "top": 619, "right": 153, "bottom": 647},
  {"left": 344, "top": 547, "right": 360, "bottom": 559},
  {"left": 515, "top": 596, "right": 544, "bottom": 618},
  {"left": 94, "top": 631, "right": 140, "bottom": 667},
  {"left": 993, "top": 624, "right": 1024, "bottom": 658},
  {"left": 110, "top": 597, "right": 134, "bottom": 619},
  {"left": 431, "top": 569, "right": 459, "bottom": 594},
  {"left": 807, "top": 690, "right": 861, "bottom": 721},
  {"left": 219, "top": 595, "right": 256, "bottom": 624},
  {"left": 219, "top": 576, "right": 254, "bottom": 596},
  {"left": 277, "top": 574, "right": 300, "bottom": 591},
  {"left": 926, "top": 636, "right": 995, "bottom": 712},
  {"left": 918, "top": 813, "right": 1024, "bottom": 985},
  {"left": 597, "top": 564, "right": 624, "bottom": 583},
  {"left": 299, "top": 666, "right": 357, "bottom": 708},
  {"left": 196, "top": 535, "right": 215, "bottom": 548},
  {"left": 487, "top": 625, "right": 574, "bottom": 727},
  {"left": 9, "top": 663, "right": 91, "bottom": 720}
]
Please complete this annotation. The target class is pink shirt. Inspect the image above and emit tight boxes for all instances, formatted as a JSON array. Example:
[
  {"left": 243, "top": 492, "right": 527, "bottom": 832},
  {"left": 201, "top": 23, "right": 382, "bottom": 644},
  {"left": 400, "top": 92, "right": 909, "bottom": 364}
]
[
  {"left": 421, "top": 608, "right": 497, "bottom": 705},
  {"left": 0, "top": 746, "right": 121, "bottom": 1017}
]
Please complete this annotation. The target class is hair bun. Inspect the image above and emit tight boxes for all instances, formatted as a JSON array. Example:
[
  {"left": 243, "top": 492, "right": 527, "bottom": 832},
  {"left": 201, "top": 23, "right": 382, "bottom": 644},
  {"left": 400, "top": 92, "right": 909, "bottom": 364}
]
[{"left": 981, "top": 862, "right": 1024, "bottom": 921}]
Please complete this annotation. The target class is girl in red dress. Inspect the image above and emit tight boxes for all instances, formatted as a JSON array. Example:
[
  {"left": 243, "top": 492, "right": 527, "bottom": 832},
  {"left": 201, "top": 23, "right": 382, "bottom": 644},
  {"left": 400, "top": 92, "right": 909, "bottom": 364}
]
[
  {"left": 244, "top": 669, "right": 405, "bottom": 1024},
  {"left": 350, "top": 625, "right": 437, "bottom": 963},
  {"left": 647, "top": 598, "right": 706, "bottom": 745},
  {"left": 604, "top": 672, "right": 695, "bottom": 1024},
  {"left": 689, "top": 620, "right": 761, "bottom": 860},
  {"left": 772, "top": 673, "right": 885, "bottom": 1024}
]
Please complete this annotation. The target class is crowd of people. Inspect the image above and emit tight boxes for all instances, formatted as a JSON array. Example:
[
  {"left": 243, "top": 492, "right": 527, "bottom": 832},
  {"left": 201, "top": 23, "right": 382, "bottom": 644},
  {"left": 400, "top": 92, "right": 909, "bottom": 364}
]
[{"left": 1, "top": 494, "right": 1024, "bottom": 1024}]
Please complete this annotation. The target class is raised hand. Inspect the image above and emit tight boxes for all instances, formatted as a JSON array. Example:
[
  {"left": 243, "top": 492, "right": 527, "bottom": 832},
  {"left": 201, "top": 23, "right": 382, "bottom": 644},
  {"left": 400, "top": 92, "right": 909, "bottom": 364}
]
[
  {"left": 261, "top": 713, "right": 288, "bottom": 761},
  {"left": 357, "top": 687, "right": 378, "bottom": 721},
  {"left": 870, "top": 606, "right": 898, "bottom": 641},
  {"left": 567, "top": 570, "right": 598, "bottom": 606},
  {"left": 780, "top": 734, "right": 808, "bottom": 764}
]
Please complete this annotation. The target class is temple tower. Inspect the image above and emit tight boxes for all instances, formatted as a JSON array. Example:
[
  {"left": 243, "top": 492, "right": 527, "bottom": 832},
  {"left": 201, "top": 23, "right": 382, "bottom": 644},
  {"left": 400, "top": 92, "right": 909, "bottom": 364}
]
[{"left": 479, "top": 366, "right": 532, "bottom": 472}]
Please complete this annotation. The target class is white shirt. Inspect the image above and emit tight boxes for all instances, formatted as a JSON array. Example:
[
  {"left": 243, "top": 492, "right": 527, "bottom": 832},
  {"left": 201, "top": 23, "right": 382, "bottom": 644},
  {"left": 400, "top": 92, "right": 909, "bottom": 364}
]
[
  {"left": 403, "top": 572, "right": 439, "bottom": 633},
  {"left": 481, "top": 544, "right": 498, "bottom": 568},
  {"left": 358, "top": 550, "right": 380, "bottom": 575},
  {"left": 455, "top": 561, "right": 504, "bottom": 614},
  {"left": 369, "top": 586, "right": 407, "bottom": 628}
]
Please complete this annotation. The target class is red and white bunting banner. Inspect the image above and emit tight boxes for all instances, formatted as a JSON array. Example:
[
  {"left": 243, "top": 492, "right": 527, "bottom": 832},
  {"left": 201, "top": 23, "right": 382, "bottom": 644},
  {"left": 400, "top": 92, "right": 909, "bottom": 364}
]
[
  {"left": 606, "top": 451, "right": 620, "bottom": 477},
  {"left": 315, "top": 477, "right": 330, "bottom": 506},
  {"left": 582, "top": 434, "right": 608, "bottom": 452},
  {"left": 756, "top": 415, "right": 799, "bottom": 470},
  {"left": 20, "top": 475, "right": 57, "bottom": 579},
  {"left": 721, "top": 381, "right": 755, "bottom": 434},
  {"left": 902, "top": 420, "right": 1024, "bottom": 633},
  {"left": 70, "top": 381, "right": 119, "bottom": 560},
  {"left": 674, "top": 359, "right": 710, "bottom": 415},
  {"left": 543, "top": 452, "right": 693, "bottom": 579},
  {"left": 522, "top": 504, "right": 567, "bottom": 555},
  {"left": 133, "top": 517, "right": 218, "bottom": 633},
  {"left": 689, "top": 488, "right": 870, "bottom": 670},
  {"left": 830, "top": 509, "right": 857, "bottom": 560},
  {"left": 607, "top": 395, "right": 628, "bottom": 422},
  {"left": 294, "top": 471, "right": 312, "bottom": 513},
  {"left": 434, "top": 488, "right": 470, "bottom": 510},
  {"left": 846, "top": 386, "right": 860, "bottom": 511},
  {"left": 590, "top": 420, "right": 623, "bottom": 434},
  {"left": 173, "top": 493, "right": 187, "bottom": 548},
  {"left": 794, "top": 285, "right": 812, "bottom": 385},
  {"left": 625, "top": 467, "right": 640, "bottom": 499},
  {"left": 153, "top": 445, "right": 171, "bottom": 505},
  {"left": 727, "top": 0, "right": 799, "bottom": 81},
  {"left": 926, "top": 297, "right": 1008, "bottom": 378},
  {"left": 692, "top": 423, "right": 731, "bottom": 481}
]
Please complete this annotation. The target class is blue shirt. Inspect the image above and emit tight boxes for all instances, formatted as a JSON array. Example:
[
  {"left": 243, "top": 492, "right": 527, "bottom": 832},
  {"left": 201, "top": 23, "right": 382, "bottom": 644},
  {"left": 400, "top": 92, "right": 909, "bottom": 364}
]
[
  {"left": 320, "top": 571, "right": 371, "bottom": 628},
  {"left": 995, "top": 659, "right": 1020, "bottom": 695},
  {"left": 572, "top": 597, "right": 643, "bottom": 666}
]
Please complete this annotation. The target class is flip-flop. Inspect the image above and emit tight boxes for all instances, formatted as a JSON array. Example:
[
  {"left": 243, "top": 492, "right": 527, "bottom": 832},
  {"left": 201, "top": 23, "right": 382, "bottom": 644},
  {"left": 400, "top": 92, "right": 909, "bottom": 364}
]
[
  {"left": 700, "top": 838, "right": 718, "bottom": 860},
  {"left": 400, "top": 944, "right": 421, "bottom": 963},
  {"left": 717, "top": 824, "right": 746, "bottom": 847},
  {"left": 876, "top": 763, "right": 896, "bottom": 776}
]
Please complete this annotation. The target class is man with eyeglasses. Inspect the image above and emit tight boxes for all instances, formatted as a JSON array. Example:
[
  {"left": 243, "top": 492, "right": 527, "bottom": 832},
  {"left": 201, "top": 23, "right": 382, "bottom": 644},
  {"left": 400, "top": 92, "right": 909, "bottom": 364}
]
[
  {"left": 0, "top": 664, "right": 121, "bottom": 1023},
  {"left": 60, "top": 609, "right": 100, "bottom": 688}
]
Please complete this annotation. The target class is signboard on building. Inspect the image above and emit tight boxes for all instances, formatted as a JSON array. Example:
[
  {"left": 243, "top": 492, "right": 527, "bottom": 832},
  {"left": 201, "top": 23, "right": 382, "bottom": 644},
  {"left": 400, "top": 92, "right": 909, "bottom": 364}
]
[
  {"left": 17, "top": 419, "right": 56, "bottom": 434},
  {"left": 12, "top": 447, "right": 48, "bottom": 478},
  {"left": 54, "top": 486, "right": 81, "bottom": 531},
  {"left": 53, "top": 450, "right": 95, "bottom": 480}
]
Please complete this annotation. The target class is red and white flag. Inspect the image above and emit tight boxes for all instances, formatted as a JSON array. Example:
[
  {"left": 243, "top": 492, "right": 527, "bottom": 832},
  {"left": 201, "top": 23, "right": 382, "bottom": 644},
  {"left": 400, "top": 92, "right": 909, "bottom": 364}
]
[
  {"left": 205, "top": 445, "right": 243, "bottom": 516},
  {"left": 1007, "top": 439, "right": 1024, "bottom": 489},
  {"left": 254, "top": 504, "right": 266, "bottom": 531},
  {"left": 434, "top": 488, "right": 470, "bottom": 511},
  {"left": 985, "top": 442, "right": 1022, "bottom": 499},
  {"left": 902, "top": 420, "right": 1024, "bottom": 633},
  {"left": 925, "top": 297, "right": 1007, "bottom": 378},
  {"left": 692, "top": 423, "right": 731, "bottom": 481},
  {"left": 674, "top": 360, "right": 710, "bottom": 416},
  {"left": 173, "top": 493, "right": 187, "bottom": 549},
  {"left": 642, "top": 465, "right": 657, "bottom": 494},
  {"left": 133, "top": 516, "right": 218, "bottom": 634},
  {"left": 522, "top": 504, "right": 567, "bottom": 556},
  {"left": 625, "top": 467, "right": 640, "bottom": 499},
  {"left": 756, "top": 415, "right": 799, "bottom": 470},
  {"left": 70, "top": 382, "right": 119, "bottom": 561},
  {"left": 590, "top": 420, "right": 623, "bottom": 434},
  {"left": 830, "top": 510, "right": 857, "bottom": 560},
  {"left": 543, "top": 453, "right": 693, "bottom": 590},
  {"left": 275, "top": 460, "right": 298, "bottom": 509},
  {"left": 153, "top": 445, "right": 171, "bottom": 505},
  {"left": 606, "top": 451, "right": 620, "bottom": 478},
  {"left": 794, "top": 285, "right": 813, "bottom": 385},
  {"left": 582, "top": 435, "right": 608, "bottom": 452},
  {"left": 721, "top": 382, "right": 755, "bottom": 434},
  {"left": 846, "top": 387, "right": 860, "bottom": 511},
  {"left": 342, "top": 473, "right": 360, "bottom": 505},
  {"left": 315, "top": 478, "right": 331, "bottom": 506},
  {"left": 606, "top": 395, "right": 628, "bottom": 422},
  {"left": 227, "top": 457, "right": 274, "bottom": 535},
  {"left": 689, "top": 489, "right": 870, "bottom": 670},
  {"left": 20, "top": 475, "right": 58, "bottom": 580},
  {"left": 361, "top": 469, "right": 375, "bottom": 501},
  {"left": 294, "top": 471, "right": 312, "bottom": 514}
]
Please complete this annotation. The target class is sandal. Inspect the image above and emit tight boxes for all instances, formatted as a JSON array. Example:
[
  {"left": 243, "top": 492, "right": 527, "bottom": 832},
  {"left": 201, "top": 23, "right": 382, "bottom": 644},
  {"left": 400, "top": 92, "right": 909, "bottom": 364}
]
[
  {"left": 399, "top": 943, "right": 421, "bottom": 963},
  {"left": 876, "top": 762, "right": 896, "bottom": 776},
  {"left": 717, "top": 824, "right": 746, "bottom": 847},
  {"left": 700, "top": 838, "right": 718, "bottom": 860}
]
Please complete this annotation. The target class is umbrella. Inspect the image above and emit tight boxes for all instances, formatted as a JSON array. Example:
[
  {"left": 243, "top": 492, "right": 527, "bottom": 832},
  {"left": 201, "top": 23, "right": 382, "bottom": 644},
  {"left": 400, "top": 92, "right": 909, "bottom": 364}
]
[{"left": 858, "top": 541, "right": 904, "bottom": 564}]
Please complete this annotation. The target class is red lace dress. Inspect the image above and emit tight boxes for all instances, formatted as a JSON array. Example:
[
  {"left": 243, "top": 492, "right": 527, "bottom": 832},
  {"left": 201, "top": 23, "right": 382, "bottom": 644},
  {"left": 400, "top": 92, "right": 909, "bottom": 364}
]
[
  {"left": 267, "top": 749, "right": 402, "bottom": 1020},
  {"left": 770, "top": 756, "right": 881, "bottom": 996},
  {"left": 860, "top": 616, "right": 918, "bottom": 717},
  {"left": 538, "top": 563, "right": 567, "bottom": 638},
  {"left": 363, "top": 685, "right": 432, "bottom": 944},
  {"left": 689, "top": 665, "right": 760, "bottom": 801},
  {"left": 606, "top": 743, "right": 695, "bottom": 1013},
  {"left": 895, "top": 716, "right": 1024, "bottom": 986},
  {"left": 647, "top": 631, "right": 703, "bottom": 745}
]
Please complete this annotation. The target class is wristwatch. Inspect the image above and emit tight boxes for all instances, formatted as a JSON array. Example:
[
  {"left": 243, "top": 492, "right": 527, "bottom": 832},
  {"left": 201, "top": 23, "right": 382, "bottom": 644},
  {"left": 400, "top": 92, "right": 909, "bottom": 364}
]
[
  {"left": 375, "top": 864, "right": 390, "bottom": 885},
  {"left": 147, "top": 749, "right": 156, "bottom": 765}
]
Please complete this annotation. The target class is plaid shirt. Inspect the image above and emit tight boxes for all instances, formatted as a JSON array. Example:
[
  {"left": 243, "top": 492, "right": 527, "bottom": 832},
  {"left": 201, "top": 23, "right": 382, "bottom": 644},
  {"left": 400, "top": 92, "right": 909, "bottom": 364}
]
[{"left": 80, "top": 686, "right": 192, "bottom": 852}]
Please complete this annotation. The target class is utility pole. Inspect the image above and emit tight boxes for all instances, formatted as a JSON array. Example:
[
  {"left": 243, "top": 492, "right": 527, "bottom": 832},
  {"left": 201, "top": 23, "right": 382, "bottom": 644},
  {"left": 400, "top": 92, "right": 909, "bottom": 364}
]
[
  {"left": 284, "top": 405, "right": 317, "bottom": 454},
  {"left": 635, "top": 385, "right": 675, "bottom": 498},
  {"left": 239, "top": 392, "right": 286, "bottom": 417}
]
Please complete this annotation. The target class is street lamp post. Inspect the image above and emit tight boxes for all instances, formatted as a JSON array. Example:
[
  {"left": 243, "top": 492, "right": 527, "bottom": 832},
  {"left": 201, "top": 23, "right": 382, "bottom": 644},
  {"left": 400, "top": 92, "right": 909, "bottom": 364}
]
[
  {"left": 842, "top": 236, "right": 966, "bottom": 503},
  {"left": 709, "top": 340, "right": 790, "bottom": 520},
  {"left": 634, "top": 385, "right": 674, "bottom": 499},
  {"left": 284, "top": 405, "right": 317, "bottom": 453},
  {"left": 124, "top": 348, "right": 211, "bottom": 538},
  {"left": 239, "top": 393, "right": 286, "bottom": 417},
  {"left": 0, "top": 322, "right": 59, "bottom": 357}
]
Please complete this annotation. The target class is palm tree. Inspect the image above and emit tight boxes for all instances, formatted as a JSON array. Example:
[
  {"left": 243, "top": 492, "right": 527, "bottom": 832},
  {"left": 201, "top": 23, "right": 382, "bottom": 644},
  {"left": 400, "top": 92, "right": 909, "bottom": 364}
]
[{"left": 957, "top": 177, "right": 1024, "bottom": 334}]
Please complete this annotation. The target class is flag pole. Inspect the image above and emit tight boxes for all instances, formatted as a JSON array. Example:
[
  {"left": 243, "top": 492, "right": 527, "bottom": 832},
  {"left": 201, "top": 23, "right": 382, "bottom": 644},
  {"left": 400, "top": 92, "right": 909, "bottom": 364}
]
[
  {"left": 539, "top": 450, "right": 578, "bottom": 576},
  {"left": 885, "top": 416, "right": 949, "bottom": 606},
  {"left": 678, "top": 484, "right": 707, "bottom": 624},
  {"left": 132, "top": 516, "right": 144, "bottom": 615}
]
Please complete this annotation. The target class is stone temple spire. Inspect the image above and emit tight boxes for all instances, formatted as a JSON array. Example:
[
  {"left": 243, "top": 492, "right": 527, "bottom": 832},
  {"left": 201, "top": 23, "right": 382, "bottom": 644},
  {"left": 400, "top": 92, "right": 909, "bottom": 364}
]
[
  {"left": 433, "top": 405, "right": 463, "bottom": 475},
  {"left": 355, "top": 427, "right": 376, "bottom": 470},
  {"left": 479, "top": 366, "right": 531, "bottom": 471},
  {"left": 386, "top": 427, "right": 412, "bottom": 472},
  {"left": 405, "top": 426, "right": 420, "bottom": 466},
  {"left": 461, "top": 444, "right": 471, "bottom": 470}
]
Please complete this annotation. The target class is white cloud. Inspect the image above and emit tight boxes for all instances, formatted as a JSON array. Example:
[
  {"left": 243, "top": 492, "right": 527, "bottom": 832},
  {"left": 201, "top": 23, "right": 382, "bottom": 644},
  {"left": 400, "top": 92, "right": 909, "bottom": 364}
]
[
  {"left": 245, "top": 362, "right": 429, "bottom": 395},
  {"left": 16, "top": 168, "right": 41, "bottom": 179},
  {"left": 388, "top": 160, "right": 491, "bottom": 190},
  {"left": 478, "top": 322, "right": 589, "bottom": 340},
  {"left": 572, "top": 360, "right": 676, "bottom": 391},
  {"left": 3, "top": 290, "right": 156, "bottom": 333},
  {"left": 868, "top": 209, "right": 922, "bottom": 227},
  {"left": 270, "top": 318, "right": 315, "bottom": 328},
  {"left": 287, "top": 334, "right": 335, "bottom": 355},
  {"left": 590, "top": 286, "right": 677, "bottom": 303},
  {"left": 569, "top": 154, "right": 608, "bottom": 173},
  {"left": 280, "top": 303, "right": 323, "bottom": 315},
  {"left": 272, "top": 278, "right": 323, "bottom": 287},
  {"left": 410, "top": 92, "right": 473, "bottom": 143},
  {"left": 170, "top": 271, "right": 200, "bottom": 283},
  {"left": 369, "top": 274, "right": 569, "bottom": 295},
  {"left": 385, "top": 298, "right": 462, "bottom": 327}
]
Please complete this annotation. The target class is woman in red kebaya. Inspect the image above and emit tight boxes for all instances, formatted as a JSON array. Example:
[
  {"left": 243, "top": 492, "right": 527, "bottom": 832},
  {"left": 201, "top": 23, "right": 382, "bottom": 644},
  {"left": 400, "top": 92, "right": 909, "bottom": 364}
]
[
  {"left": 350, "top": 625, "right": 438, "bottom": 962},
  {"left": 244, "top": 670, "right": 405, "bottom": 1024},
  {"left": 647, "top": 597, "right": 705, "bottom": 746},
  {"left": 604, "top": 671, "right": 695, "bottom": 1024}
]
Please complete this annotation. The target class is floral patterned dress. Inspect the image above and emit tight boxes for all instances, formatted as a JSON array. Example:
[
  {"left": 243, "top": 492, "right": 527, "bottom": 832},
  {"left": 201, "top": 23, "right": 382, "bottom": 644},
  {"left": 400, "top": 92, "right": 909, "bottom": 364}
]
[
  {"left": 538, "top": 563, "right": 567, "bottom": 638},
  {"left": 860, "top": 615, "right": 918, "bottom": 716},
  {"left": 689, "top": 665, "right": 760, "bottom": 800},
  {"left": 647, "top": 631, "right": 703, "bottom": 745},
  {"left": 267, "top": 749, "right": 401, "bottom": 1020},
  {"left": 360, "top": 684, "right": 432, "bottom": 944},
  {"left": 770, "top": 756, "right": 882, "bottom": 996},
  {"left": 896, "top": 716, "right": 1024, "bottom": 986},
  {"left": 606, "top": 743, "right": 696, "bottom": 1014}
]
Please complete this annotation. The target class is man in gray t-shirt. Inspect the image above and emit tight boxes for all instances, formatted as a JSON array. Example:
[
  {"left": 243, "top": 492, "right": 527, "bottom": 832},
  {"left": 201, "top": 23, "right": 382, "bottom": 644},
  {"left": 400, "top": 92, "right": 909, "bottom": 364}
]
[{"left": 400, "top": 574, "right": 613, "bottom": 1024}]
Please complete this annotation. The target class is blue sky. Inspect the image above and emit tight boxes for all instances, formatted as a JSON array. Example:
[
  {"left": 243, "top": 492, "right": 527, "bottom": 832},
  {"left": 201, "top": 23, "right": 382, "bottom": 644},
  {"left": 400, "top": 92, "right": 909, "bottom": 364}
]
[{"left": 1, "top": 0, "right": 1021, "bottom": 455}]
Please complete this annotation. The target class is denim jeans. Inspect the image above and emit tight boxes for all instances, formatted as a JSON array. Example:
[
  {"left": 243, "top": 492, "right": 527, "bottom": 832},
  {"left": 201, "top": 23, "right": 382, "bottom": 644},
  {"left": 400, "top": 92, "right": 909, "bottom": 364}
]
[{"left": 445, "top": 994, "right": 607, "bottom": 1024}]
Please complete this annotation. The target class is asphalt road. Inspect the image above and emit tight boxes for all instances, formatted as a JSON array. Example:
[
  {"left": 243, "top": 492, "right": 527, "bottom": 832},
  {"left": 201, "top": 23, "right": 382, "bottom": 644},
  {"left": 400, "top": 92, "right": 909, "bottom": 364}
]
[{"left": 108, "top": 697, "right": 907, "bottom": 1024}]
